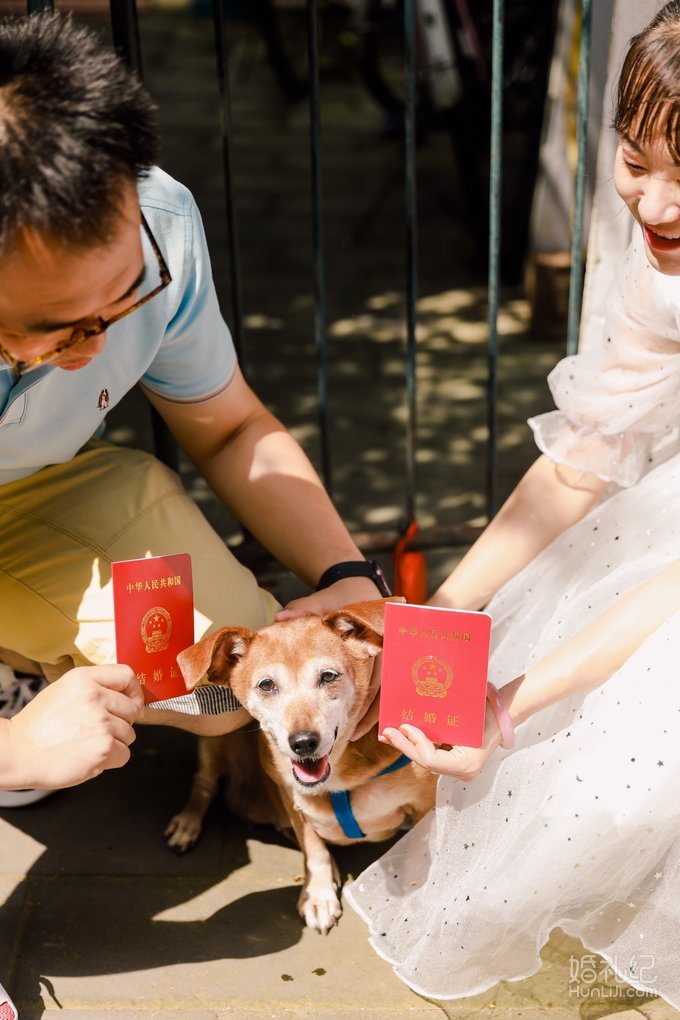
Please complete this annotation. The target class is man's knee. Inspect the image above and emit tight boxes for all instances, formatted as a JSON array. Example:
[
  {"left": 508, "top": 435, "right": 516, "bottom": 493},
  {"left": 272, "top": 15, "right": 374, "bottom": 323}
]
[{"left": 0, "top": 648, "right": 45, "bottom": 677}]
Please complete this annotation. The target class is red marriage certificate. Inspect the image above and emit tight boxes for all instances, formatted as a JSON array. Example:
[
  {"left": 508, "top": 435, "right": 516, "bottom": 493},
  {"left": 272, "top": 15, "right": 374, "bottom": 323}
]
[
  {"left": 379, "top": 601, "right": 491, "bottom": 747},
  {"left": 112, "top": 553, "right": 194, "bottom": 704}
]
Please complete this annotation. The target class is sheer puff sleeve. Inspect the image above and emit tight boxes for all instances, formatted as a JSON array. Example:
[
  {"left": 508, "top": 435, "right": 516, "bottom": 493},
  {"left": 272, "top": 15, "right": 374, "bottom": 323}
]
[{"left": 528, "top": 237, "right": 680, "bottom": 487}]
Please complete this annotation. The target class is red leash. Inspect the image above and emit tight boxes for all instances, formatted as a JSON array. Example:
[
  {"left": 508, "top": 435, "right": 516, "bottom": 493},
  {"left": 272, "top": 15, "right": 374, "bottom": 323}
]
[{"left": 392, "top": 519, "right": 427, "bottom": 604}]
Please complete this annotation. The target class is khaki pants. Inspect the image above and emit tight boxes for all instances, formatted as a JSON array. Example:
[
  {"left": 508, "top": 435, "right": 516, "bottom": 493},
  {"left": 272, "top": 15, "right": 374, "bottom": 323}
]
[{"left": 0, "top": 440, "right": 280, "bottom": 732}]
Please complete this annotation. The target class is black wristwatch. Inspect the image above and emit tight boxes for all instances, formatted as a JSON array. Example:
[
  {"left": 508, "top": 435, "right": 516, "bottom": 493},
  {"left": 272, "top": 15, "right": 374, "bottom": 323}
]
[{"left": 316, "top": 560, "right": 392, "bottom": 598}]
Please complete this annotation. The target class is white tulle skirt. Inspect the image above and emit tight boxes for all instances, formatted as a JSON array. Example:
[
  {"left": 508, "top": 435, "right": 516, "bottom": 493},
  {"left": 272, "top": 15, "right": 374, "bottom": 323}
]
[{"left": 345, "top": 452, "right": 680, "bottom": 1007}]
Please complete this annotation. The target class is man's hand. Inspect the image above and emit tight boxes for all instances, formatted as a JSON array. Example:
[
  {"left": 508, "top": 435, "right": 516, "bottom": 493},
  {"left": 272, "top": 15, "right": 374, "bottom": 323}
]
[
  {"left": 2, "top": 665, "right": 144, "bottom": 790},
  {"left": 276, "top": 576, "right": 385, "bottom": 620}
]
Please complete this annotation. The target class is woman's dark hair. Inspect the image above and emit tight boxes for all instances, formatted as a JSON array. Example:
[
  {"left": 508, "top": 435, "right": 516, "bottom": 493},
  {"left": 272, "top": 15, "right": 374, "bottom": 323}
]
[
  {"left": 613, "top": 1, "right": 680, "bottom": 160},
  {"left": 0, "top": 12, "right": 159, "bottom": 253}
]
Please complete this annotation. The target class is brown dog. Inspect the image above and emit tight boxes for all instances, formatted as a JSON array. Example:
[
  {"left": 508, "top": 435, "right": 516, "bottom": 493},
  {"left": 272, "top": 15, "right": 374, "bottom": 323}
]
[{"left": 167, "top": 600, "right": 437, "bottom": 933}]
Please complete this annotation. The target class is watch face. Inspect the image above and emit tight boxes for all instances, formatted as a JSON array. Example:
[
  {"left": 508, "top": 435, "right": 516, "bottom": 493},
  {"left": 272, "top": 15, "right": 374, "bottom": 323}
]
[{"left": 368, "top": 561, "right": 391, "bottom": 597}]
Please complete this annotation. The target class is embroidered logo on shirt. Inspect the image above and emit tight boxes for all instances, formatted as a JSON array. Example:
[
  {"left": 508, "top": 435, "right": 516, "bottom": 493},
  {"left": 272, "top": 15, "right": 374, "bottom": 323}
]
[{"left": 97, "top": 388, "right": 110, "bottom": 410}]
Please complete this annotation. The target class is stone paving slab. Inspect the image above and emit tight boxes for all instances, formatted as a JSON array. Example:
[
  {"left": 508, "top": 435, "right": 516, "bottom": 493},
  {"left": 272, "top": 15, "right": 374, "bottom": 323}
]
[
  {"left": 1, "top": 727, "right": 673, "bottom": 1017},
  {"left": 16, "top": 1010, "right": 677, "bottom": 1020}
]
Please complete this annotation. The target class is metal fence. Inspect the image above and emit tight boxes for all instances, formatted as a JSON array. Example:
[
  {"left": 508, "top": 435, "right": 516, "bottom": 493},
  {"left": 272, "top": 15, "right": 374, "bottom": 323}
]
[{"left": 16, "top": 0, "right": 592, "bottom": 581}]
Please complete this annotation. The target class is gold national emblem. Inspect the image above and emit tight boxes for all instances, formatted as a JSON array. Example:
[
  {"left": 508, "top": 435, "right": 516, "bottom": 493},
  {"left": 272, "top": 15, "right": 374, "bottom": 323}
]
[
  {"left": 141, "top": 606, "right": 172, "bottom": 653},
  {"left": 411, "top": 655, "right": 453, "bottom": 698}
]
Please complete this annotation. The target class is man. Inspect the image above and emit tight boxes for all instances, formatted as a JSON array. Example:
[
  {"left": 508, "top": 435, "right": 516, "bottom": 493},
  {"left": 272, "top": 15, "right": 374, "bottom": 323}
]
[{"left": 0, "top": 13, "right": 386, "bottom": 798}]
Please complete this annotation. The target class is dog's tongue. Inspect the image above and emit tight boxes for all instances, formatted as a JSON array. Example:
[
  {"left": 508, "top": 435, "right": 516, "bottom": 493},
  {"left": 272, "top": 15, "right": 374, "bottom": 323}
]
[{"left": 292, "top": 754, "right": 330, "bottom": 784}]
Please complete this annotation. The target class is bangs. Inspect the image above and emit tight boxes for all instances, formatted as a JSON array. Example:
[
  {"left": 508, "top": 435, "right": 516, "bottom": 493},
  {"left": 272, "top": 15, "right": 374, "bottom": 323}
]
[{"left": 613, "top": 33, "right": 680, "bottom": 162}]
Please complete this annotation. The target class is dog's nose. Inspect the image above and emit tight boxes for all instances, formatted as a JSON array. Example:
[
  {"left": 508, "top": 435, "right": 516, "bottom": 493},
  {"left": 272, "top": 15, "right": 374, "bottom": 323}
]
[{"left": 289, "top": 730, "right": 321, "bottom": 757}]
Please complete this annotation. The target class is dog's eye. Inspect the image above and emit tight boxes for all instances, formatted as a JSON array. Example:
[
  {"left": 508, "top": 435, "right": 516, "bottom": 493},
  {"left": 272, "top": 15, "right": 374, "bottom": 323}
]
[
  {"left": 257, "top": 677, "right": 277, "bottom": 693},
  {"left": 318, "top": 669, "right": 340, "bottom": 686}
]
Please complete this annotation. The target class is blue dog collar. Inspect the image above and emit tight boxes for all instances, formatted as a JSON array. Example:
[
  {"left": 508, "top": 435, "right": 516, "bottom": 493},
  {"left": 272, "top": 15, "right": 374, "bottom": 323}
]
[
  {"left": 329, "top": 754, "right": 411, "bottom": 839},
  {"left": 330, "top": 790, "right": 366, "bottom": 839}
]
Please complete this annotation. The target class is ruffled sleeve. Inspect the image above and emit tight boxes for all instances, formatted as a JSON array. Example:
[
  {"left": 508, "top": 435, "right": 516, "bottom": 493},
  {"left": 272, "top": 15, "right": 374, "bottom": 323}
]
[{"left": 528, "top": 237, "right": 680, "bottom": 487}]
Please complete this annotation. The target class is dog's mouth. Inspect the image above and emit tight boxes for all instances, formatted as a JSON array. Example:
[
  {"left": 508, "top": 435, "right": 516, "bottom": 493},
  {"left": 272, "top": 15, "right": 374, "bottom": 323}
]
[{"left": 291, "top": 754, "right": 331, "bottom": 787}]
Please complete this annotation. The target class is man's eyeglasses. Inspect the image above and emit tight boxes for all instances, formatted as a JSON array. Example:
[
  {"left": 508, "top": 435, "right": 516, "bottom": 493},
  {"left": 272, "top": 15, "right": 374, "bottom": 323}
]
[{"left": 0, "top": 215, "right": 172, "bottom": 375}]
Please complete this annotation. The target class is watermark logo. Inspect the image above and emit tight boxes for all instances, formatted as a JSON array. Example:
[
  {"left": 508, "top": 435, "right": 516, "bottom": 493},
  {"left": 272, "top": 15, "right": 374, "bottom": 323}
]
[{"left": 568, "top": 953, "right": 657, "bottom": 1001}]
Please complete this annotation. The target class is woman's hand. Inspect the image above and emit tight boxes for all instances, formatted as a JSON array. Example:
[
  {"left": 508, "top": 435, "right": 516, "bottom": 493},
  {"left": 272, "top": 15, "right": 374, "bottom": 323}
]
[{"left": 380, "top": 708, "right": 503, "bottom": 780}]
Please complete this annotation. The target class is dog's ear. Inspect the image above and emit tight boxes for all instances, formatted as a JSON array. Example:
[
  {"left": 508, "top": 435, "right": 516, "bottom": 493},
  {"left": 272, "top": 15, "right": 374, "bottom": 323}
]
[
  {"left": 324, "top": 597, "right": 405, "bottom": 657},
  {"left": 177, "top": 627, "right": 256, "bottom": 690}
]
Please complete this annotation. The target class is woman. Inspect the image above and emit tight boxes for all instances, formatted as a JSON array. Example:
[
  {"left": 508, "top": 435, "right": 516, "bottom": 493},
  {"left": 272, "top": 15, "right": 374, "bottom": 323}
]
[{"left": 346, "top": 3, "right": 680, "bottom": 1008}]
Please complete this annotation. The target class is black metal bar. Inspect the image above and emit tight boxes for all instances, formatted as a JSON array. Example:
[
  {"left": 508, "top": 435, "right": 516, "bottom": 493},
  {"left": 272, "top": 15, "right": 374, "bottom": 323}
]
[
  {"left": 212, "top": 0, "right": 245, "bottom": 367},
  {"left": 307, "top": 0, "right": 332, "bottom": 493},
  {"left": 485, "top": 0, "right": 503, "bottom": 520},
  {"left": 403, "top": 0, "right": 418, "bottom": 526},
  {"left": 351, "top": 522, "right": 485, "bottom": 553},
  {"left": 240, "top": 522, "right": 486, "bottom": 572},
  {"left": 109, "top": 0, "right": 143, "bottom": 77},
  {"left": 26, "top": 0, "right": 53, "bottom": 13},
  {"left": 108, "top": 0, "right": 179, "bottom": 472}
]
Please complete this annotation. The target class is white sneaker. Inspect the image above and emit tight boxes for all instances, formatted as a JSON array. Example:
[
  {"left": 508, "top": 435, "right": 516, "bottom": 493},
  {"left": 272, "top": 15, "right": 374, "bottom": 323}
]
[
  {"left": 0, "top": 978, "right": 18, "bottom": 1019},
  {"left": 0, "top": 664, "right": 48, "bottom": 718},
  {"left": 0, "top": 665, "right": 53, "bottom": 809}
]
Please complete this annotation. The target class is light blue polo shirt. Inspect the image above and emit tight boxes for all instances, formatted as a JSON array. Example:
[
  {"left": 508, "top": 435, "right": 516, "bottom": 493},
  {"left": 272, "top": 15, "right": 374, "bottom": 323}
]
[{"left": 0, "top": 167, "right": 237, "bottom": 485}]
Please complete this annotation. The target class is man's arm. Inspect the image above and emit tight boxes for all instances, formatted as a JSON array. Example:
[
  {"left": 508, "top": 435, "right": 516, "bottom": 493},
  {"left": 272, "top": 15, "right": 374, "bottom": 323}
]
[
  {"left": 429, "top": 454, "right": 609, "bottom": 610},
  {"left": 143, "top": 368, "right": 380, "bottom": 611}
]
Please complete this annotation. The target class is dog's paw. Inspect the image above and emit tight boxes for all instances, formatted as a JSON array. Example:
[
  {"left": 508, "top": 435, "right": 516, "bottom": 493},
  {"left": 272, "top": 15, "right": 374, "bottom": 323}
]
[
  {"left": 164, "top": 812, "right": 202, "bottom": 854},
  {"left": 297, "top": 884, "right": 342, "bottom": 934}
]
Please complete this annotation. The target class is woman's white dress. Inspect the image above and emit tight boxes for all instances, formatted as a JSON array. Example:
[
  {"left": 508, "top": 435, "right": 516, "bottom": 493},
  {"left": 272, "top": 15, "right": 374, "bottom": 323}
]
[{"left": 345, "top": 236, "right": 680, "bottom": 1008}]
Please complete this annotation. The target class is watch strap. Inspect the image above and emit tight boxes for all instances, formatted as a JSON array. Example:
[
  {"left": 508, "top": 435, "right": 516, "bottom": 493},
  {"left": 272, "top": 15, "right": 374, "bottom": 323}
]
[{"left": 316, "top": 560, "right": 391, "bottom": 598}]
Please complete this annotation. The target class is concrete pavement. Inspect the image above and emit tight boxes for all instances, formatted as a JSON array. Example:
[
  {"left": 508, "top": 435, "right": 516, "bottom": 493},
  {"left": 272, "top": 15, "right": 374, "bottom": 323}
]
[{"left": 2, "top": 720, "right": 676, "bottom": 1017}]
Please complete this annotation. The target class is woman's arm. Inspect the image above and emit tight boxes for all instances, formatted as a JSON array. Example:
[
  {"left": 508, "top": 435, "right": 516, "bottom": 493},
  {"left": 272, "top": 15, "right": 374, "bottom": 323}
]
[
  {"left": 429, "top": 454, "right": 608, "bottom": 610},
  {"left": 500, "top": 557, "right": 680, "bottom": 725},
  {"left": 384, "top": 559, "right": 680, "bottom": 778}
]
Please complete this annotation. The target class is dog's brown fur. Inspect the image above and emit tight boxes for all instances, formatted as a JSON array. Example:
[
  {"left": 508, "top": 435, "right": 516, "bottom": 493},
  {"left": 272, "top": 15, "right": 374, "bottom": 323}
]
[{"left": 168, "top": 600, "right": 437, "bottom": 932}]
